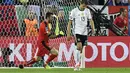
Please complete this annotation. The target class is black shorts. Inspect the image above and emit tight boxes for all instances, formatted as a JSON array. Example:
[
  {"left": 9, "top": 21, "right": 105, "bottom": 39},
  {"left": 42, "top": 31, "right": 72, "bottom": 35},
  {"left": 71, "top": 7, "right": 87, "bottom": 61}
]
[{"left": 75, "top": 34, "right": 88, "bottom": 46}]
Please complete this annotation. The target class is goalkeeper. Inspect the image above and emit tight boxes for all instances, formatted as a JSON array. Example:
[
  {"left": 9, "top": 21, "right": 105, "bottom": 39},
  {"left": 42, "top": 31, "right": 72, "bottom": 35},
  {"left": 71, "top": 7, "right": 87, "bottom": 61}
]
[{"left": 19, "top": 12, "right": 58, "bottom": 69}]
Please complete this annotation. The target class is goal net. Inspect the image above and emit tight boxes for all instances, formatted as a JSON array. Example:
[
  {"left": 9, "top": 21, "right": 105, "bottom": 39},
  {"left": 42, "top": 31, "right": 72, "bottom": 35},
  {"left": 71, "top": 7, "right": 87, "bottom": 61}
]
[{"left": 0, "top": 0, "right": 80, "bottom": 68}]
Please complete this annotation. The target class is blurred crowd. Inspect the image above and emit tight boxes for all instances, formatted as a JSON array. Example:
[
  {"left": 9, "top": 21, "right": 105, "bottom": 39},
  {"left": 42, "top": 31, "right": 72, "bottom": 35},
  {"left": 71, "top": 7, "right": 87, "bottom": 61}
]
[{"left": 108, "top": 0, "right": 130, "bottom": 6}]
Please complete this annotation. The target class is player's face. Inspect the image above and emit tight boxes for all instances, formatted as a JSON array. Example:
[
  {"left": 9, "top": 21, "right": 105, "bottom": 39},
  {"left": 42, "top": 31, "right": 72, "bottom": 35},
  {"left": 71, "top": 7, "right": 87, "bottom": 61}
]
[
  {"left": 28, "top": 12, "right": 35, "bottom": 19},
  {"left": 123, "top": 9, "right": 127, "bottom": 17},
  {"left": 129, "top": 0, "right": 130, "bottom": 4},
  {"left": 48, "top": 15, "right": 53, "bottom": 23},
  {"left": 81, "top": 3, "right": 87, "bottom": 10}
]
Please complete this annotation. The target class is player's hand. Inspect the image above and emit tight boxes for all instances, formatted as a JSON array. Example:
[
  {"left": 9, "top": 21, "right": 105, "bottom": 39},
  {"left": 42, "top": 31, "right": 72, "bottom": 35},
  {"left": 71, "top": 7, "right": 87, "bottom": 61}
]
[
  {"left": 91, "top": 30, "right": 95, "bottom": 36},
  {"left": 67, "top": 34, "right": 72, "bottom": 41},
  {"left": 122, "top": 26, "right": 128, "bottom": 32},
  {"left": 47, "top": 31, "right": 51, "bottom": 36},
  {"left": 49, "top": 35, "right": 57, "bottom": 39}
]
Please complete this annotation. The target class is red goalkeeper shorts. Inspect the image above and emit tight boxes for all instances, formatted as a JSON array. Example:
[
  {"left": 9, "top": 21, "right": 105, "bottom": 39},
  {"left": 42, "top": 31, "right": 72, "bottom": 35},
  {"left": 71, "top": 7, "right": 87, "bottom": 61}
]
[{"left": 37, "top": 40, "right": 50, "bottom": 57}]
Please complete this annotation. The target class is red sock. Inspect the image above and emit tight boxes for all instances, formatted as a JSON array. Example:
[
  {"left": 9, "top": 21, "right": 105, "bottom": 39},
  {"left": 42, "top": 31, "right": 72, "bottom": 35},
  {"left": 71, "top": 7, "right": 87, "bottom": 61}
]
[
  {"left": 26, "top": 58, "right": 37, "bottom": 66},
  {"left": 46, "top": 54, "right": 57, "bottom": 64}
]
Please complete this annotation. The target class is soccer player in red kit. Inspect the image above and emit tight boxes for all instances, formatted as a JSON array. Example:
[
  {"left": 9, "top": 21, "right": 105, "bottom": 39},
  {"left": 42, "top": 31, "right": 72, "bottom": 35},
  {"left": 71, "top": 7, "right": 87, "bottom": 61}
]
[
  {"left": 19, "top": 12, "right": 58, "bottom": 69},
  {"left": 114, "top": 8, "right": 128, "bottom": 34}
]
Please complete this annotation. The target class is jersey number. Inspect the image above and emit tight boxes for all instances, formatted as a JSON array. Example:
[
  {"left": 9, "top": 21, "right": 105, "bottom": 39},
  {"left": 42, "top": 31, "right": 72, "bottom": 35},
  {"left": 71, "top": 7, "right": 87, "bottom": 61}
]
[{"left": 81, "top": 16, "right": 85, "bottom": 21}]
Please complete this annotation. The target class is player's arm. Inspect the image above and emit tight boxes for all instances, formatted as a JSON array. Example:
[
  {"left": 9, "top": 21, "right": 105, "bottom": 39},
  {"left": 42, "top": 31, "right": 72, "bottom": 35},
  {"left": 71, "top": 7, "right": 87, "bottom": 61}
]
[
  {"left": 47, "top": 26, "right": 57, "bottom": 39},
  {"left": 48, "top": 33, "right": 57, "bottom": 39},
  {"left": 67, "top": 20, "right": 73, "bottom": 37},
  {"left": 67, "top": 9, "right": 74, "bottom": 41},
  {"left": 88, "top": 9, "right": 95, "bottom": 33},
  {"left": 112, "top": 0, "right": 116, "bottom": 6},
  {"left": 41, "top": 41, "right": 51, "bottom": 51},
  {"left": 90, "top": 19, "right": 95, "bottom": 33}
]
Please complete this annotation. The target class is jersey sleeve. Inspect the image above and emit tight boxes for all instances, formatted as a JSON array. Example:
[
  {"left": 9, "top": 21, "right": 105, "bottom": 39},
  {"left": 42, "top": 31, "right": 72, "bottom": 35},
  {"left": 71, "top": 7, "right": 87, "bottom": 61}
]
[
  {"left": 40, "top": 22, "right": 46, "bottom": 34},
  {"left": 114, "top": 18, "right": 118, "bottom": 25},
  {"left": 69, "top": 9, "right": 75, "bottom": 20},
  {"left": 87, "top": 9, "right": 92, "bottom": 20}
]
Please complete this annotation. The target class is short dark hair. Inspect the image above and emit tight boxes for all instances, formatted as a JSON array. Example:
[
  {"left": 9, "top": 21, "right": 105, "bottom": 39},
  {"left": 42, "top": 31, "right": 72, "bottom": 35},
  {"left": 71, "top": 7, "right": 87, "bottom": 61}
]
[
  {"left": 46, "top": 12, "right": 53, "bottom": 19},
  {"left": 120, "top": 8, "right": 126, "bottom": 14},
  {"left": 80, "top": 0, "right": 88, "bottom": 5}
]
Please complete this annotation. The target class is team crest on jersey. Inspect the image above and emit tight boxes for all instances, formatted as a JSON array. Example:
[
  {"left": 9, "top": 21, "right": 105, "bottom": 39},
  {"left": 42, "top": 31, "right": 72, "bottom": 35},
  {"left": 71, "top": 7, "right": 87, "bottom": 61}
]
[{"left": 81, "top": 13, "right": 84, "bottom": 16}]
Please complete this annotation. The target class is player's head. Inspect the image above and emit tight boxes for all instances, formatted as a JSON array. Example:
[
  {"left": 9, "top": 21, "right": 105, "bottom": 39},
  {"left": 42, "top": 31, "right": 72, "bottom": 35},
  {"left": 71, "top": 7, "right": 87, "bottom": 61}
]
[
  {"left": 79, "top": 0, "right": 88, "bottom": 10},
  {"left": 120, "top": 8, "right": 127, "bottom": 17},
  {"left": 46, "top": 12, "right": 53, "bottom": 23},
  {"left": 28, "top": 11, "right": 35, "bottom": 20},
  {"left": 129, "top": 0, "right": 130, "bottom": 4}
]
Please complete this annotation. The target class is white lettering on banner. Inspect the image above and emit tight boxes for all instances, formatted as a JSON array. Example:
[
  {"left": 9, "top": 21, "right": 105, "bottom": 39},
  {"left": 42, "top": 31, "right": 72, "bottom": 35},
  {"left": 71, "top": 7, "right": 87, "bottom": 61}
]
[
  {"left": 7, "top": 42, "right": 130, "bottom": 62},
  {"left": 110, "top": 42, "right": 129, "bottom": 62},
  {"left": 97, "top": 43, "right": 111, "bottom": 61},
  {"left": 85, "top": 42, "right": 129, "bottom": 62},
  {"left": 26, "top": 43, "right": 32, "bottom": 61},
  {"left": 9, "top": 43, "right": 33, "bottom": 62},
  {"left": 9, "top": 43, "right": 24, "bottom": 61},
  {"left": 58, "top": 43, "right": 76, "bottom": 62},
  {"left": 85, "top": 42, "right": 98, "bottom": 62}
]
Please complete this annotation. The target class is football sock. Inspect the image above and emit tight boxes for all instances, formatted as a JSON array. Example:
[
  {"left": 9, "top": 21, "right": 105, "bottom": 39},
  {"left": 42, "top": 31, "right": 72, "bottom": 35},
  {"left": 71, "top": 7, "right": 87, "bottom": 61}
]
[
  {"left": 26, "top": 58, "right": 37, "bottom": 66},
  {"left": 46, "top": 54, "right": 57, "bottom": 64}
]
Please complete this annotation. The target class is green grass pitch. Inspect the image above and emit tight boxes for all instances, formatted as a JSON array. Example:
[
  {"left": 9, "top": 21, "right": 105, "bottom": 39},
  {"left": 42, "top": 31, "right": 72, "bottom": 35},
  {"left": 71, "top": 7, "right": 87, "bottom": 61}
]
[{"left": 0, "top": 68, "right": 130, "bottom": 73}]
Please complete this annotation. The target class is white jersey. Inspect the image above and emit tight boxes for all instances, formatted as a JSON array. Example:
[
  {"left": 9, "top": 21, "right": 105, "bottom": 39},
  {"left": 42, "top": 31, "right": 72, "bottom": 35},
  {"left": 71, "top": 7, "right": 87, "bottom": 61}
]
[{"left": 69, "top": 7, "right": 92, "bottom": 35}]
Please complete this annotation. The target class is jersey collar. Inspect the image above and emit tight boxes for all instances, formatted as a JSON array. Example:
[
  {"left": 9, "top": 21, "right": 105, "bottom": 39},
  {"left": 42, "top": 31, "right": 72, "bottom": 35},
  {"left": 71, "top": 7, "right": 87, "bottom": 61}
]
[{"left": 78, "top": 6, "right": 85, "bottom": 11}]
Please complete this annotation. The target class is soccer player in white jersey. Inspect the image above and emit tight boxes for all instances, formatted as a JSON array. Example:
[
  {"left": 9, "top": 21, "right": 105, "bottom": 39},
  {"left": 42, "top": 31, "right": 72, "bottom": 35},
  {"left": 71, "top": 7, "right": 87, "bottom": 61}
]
[{"left": 67, "top": 0, "right": 95, "bottom": 71}]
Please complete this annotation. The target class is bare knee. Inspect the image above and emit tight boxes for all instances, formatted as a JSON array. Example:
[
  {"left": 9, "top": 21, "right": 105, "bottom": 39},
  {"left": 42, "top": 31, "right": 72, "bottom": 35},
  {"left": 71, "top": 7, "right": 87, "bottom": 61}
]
[
  {"left": 77, "top": 42, "right": 82, "bottom": 50},
  {"left": 34, "top": 56, "right": 42, "bottom": 61},
  {"left": 50, "top": 48, "right": 58, "bottom": 56}
]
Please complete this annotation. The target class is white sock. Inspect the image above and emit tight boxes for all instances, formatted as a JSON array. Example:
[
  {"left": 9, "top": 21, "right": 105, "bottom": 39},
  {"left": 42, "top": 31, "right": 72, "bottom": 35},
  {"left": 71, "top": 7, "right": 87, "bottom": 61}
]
[{"left": 75, "top": 50, "right": 81, "bottom": 66}]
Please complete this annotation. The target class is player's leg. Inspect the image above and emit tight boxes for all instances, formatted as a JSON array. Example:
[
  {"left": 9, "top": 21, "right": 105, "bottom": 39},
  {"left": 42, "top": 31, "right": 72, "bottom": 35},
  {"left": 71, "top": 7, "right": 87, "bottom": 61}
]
[
  {"left": 25, "top": 43, "right": 46, "bottom": 66},
  {"left": 75, "top": 42, "right": 82, "bottom": 71},
  {"left": 19, "top": 56, "right": 42, "bottom": 69},
  {"left": 74, "top": 34, "right": 83, "bottom": 71},
  {"left": 41, "top": 41, "right": 58, "bottom": 68},
  {"left": 80, "top": 35, "right": 88, "bottom": 69},
  {"left": 26, "top": 56, "right": 42, "bottom": 66},
  {"left": 74, "top": 34, "right": 87, "bottom": 71},
  {"left": 19, "top": 42, "right": 44, "bottom": 69},
  {"left": 44, "top": 48, "right": 58, "bottom": 68}
]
